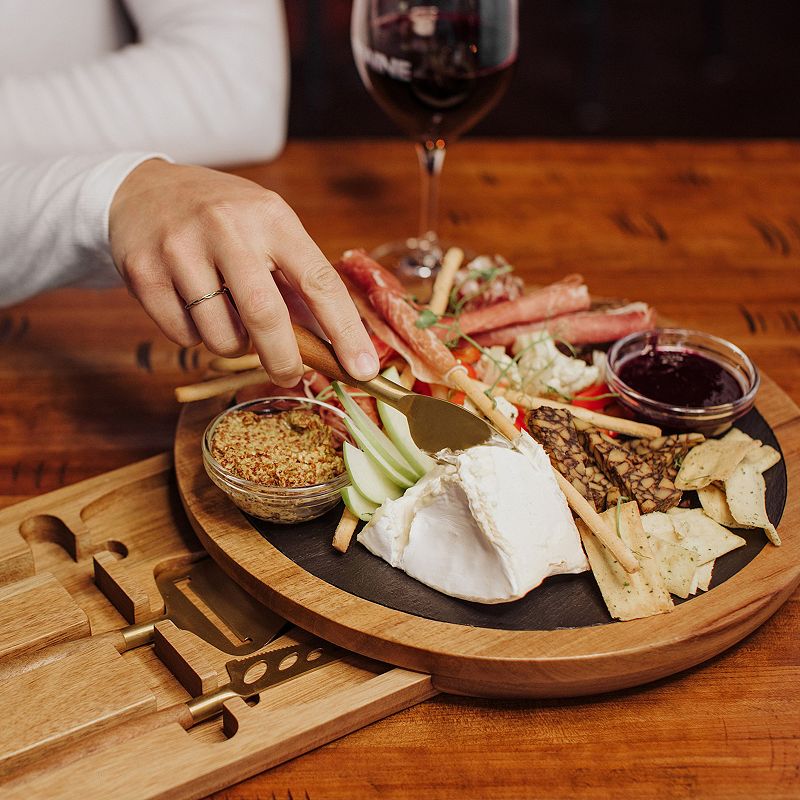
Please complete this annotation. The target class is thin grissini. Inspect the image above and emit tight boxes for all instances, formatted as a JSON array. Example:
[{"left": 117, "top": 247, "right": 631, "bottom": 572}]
[
  {"left": 175, "top": 368, "right": 270, "bottom": 403},
  {"left": 208, "top": 353, "right": 261, "bottom": 372},
  {"left": 428, "top": 247, "right": 465, "bottom": 315},
  {"left": 481, "top": 382, "right": 662, "bottom": 439}
]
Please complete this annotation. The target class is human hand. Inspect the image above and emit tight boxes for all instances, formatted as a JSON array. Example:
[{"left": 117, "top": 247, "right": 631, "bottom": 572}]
[{"left": 109, "top": 159, "right": 379, "bottom": 387}]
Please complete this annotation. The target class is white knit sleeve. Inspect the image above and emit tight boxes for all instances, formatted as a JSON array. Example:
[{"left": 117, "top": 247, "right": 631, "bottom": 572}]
[
  {"left": 0, "top": 0, "right": 289, "bottom": 167},
  {"left": 0, "top": 153, "right": 170, "bottom": 307}
]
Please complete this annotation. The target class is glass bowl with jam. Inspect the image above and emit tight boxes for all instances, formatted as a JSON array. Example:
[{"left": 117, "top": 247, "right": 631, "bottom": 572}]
[{"left": 606, "top": 328, "right": 759, "bottom": 434}]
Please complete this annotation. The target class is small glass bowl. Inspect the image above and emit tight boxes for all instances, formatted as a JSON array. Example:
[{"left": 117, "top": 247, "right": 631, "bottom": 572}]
[
  {"left": 606, "top": 328, "right": 760, "bottom": 434},
  {"left": 202, "top": 396, "right": 348, "bottom": 524}
]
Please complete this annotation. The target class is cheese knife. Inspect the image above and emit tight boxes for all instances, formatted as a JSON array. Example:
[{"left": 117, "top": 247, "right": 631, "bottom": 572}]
[{"left": 294, "top": 324, "right": 497, "bottom": 454}]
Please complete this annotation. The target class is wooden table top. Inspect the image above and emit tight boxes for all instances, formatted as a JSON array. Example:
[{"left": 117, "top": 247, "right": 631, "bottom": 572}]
[{"left": 2, "top": 140, "right": 798, "bottom": 799}]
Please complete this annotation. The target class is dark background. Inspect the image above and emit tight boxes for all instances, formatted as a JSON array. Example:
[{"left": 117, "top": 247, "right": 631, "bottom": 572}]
[{"left": 286, "top": 0, "right": 800, "bottom": 138}]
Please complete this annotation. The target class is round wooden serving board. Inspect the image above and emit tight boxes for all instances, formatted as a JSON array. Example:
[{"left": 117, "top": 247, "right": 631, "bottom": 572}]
[{"left": 175, "top": 372, "right": 800, "bottom": 699}]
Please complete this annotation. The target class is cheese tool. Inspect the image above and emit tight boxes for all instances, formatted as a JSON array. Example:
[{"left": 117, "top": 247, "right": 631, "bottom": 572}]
[
  {"left": 22, "top": 641, "right": 340, "bottom": 777},
  {"left": 294, "top": 325, "right": 498, "bottom": 454},
  {"left": 293, "top": 325, "right": 640, "bottom": 574},
  {"left": 0, "top": 557, "right": 289, "bottom": 682}
]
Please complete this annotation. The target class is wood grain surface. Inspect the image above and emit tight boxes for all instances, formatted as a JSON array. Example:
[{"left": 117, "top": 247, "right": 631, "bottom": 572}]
[{"left": 1, "top": 140, "right": 799, "bottom": 798}]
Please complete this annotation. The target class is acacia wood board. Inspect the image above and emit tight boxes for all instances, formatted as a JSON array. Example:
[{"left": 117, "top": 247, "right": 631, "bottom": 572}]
[
  {"left": 175, "top": 371, "right": 800, "bottom": 699},
  {"left": 0, "top": 456, "right": 435, "bottom": 799}
]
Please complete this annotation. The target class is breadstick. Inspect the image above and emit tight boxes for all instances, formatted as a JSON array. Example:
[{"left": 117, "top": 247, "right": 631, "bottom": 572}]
[
  {"left": 175, "top": 369, "right": 268, "bottom": 403},
  {"left": 332, "top": 508, "right": 360, "bottom": 553},
  {"left": 481, "top": 383, "right": 661, "bottom": 439},
  {"left": 427, "top": 246, "right": 464, "bottom": 315}
]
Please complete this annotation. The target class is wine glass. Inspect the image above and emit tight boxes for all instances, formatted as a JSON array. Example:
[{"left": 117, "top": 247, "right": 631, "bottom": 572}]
[{"left": 351, "top": 0, "right": 518, "bottom": 296}]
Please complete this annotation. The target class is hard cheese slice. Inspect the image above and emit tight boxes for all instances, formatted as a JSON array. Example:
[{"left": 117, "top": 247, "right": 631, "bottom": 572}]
[{"left": 578, "top": 501, "right": 674, "bottom": 620}]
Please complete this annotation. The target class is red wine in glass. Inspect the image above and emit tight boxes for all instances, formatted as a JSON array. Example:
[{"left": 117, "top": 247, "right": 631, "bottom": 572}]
[{"left": 352, "top": 1, "right": 518, "bottom": 293}]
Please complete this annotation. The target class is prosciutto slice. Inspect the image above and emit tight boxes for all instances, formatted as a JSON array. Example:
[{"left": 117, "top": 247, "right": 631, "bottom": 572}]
[
  {"left": 369, "top": 288, "right": 457, "bottom": 378},
  {"left": 336, "top": 249, "right": 406, "bottom": 296},
  {"left": 474, "top": 302, "right": 655, "bottom": 348},
  {"left": 453, "top": 275, "right": 591, "bottom": 336},
  {"left": 341, "top": 275, "right": 442, "bottom": 384}
]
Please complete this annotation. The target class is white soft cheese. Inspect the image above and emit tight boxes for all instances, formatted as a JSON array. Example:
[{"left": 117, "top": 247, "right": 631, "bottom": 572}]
[
  {"left": 512, "top": 334, "right": 599, "bottom": 398},
  {"left": 357, "top": 442, "right": 588, "bottom": 603}
]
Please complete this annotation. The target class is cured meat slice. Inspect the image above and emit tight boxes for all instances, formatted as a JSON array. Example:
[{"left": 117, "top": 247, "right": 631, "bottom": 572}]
[
  {"left": 340, "top": 275, "right": 441, "bottom": 384},
  {"left": 526, "top": 406, "right": 616, "bottom": 511},
  {"left": 455, "top": 275, "right": 590, "bottom": 336},
  {"left": 336, "top": 249, "right": 406, "bottom": 296},
  {"left": 369, "top": 288, "right": 458, "bottom": 378},
  {"left": 577, "top": 424, "right": 683, "bottom": 514},
  {"left": 473, "top": 303, "right": 655, "bottom": 348}
]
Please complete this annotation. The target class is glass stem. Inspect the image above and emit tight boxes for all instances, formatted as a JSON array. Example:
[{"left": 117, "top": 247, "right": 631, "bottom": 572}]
[{"left": 415, "top": 140, "right": 446, "bottom": 248}]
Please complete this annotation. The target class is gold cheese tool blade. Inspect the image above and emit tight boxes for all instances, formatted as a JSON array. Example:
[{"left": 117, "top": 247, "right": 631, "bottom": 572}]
[
  {"left": 293, "top": 324, "right": 498, "bottom": 453},
  {"left": 186, "top": 640, "right": 341, "bottom": 724},
  {"left": 152, "top": 557, "right": 289, "bottom": 655},
  {"left": 0, "top": 557, "right": 289, "bottom": 683}
]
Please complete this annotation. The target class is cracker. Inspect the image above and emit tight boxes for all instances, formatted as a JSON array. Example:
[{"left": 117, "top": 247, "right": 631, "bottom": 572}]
[
  {"left": 725, "top": 462, "right": 781, "bottom": 545},
  {"left": 577, "top": 501, "right": 673, "bottom": 620},
  {"left": 721, "top": 428, "right": 781, "bottom": 474},
  {"left": 697, "top": 484, "right": 739, "bottom": 528},
  {"left": 689, "top": 561, "right": 715, "bottom": 594},
  {"left": 666, "top": 508, "right": 747, "bottom": 561},
  {"left": 674, "top": 437, "right": 760, "bottom": 490},
  {"left": 641, "top": 511, "right": 681, "bottom": 543},
  {"left": 744, "top": 444, "right": 782, "bottom": 474},
  {"left": 648, "top": 537, "right": 702, "bottom": 599}
]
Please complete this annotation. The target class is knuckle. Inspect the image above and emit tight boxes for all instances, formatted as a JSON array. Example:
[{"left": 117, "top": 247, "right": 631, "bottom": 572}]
[
  {"left": 203, "top": 332, "right": 249, "bottom": 358},
  {"left": 237, "top": 286, "right": 281, "bottom": 327},
  {"left": 258, "top": 191, "right": 295, "bottom": 229},
  {"left": 267, "top": 357, "right": 303, "bottom": 384},
  {"left": 124, "top": 256, "right": 171, "bottom": 296},
  {"left": 158, "top": 234, "right": 190, "bottom": 265},
  {"left": 298, "top": 262, "right": 343, "bottom": 298},
  {"left": 198, "top": 200, "right": 238, "bottom": 232},
  {"left": 335, "top": 316, "right": 366, "bottom": 341}
]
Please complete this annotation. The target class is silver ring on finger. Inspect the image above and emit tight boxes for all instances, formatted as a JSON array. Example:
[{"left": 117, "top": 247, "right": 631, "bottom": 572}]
[{"left": 184, "top": 286, "right": 230, "bottom": 311}]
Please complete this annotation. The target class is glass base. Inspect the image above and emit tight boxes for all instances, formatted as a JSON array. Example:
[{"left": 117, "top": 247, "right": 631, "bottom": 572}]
[{"left": 369, "top": 237, "right": 475, "bottom": 303}]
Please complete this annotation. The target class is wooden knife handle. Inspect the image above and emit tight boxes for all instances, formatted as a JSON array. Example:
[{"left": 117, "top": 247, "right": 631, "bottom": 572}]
[
  {"left": 0, "top": 628, "right": 127, "bottom": 682},
  {"left": 292, "top": 324, "right": 352, "bottom": 385}
]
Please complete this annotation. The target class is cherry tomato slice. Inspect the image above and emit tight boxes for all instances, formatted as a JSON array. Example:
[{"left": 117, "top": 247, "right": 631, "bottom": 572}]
[
  {"left": 412, "top": 380, "right": 432, "bottom": 396},
  {"left": 451, "top": 342, "right": 482, "bottom": 365},
  {"left": 448, "top": 390, "right": 467, "bottom": 405},
  {"left": 571, "top": 382, "right": 612, "bottom": 411}
]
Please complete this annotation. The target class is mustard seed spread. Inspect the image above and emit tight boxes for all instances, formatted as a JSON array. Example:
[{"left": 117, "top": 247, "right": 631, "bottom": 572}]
[{"left": 211, "top": 408, "right": 344, "bottom": 488}]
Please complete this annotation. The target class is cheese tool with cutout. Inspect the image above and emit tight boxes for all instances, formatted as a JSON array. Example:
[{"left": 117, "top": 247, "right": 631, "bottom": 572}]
[{"left": 0, "top": 557, "right": 288, "bottom": 681}]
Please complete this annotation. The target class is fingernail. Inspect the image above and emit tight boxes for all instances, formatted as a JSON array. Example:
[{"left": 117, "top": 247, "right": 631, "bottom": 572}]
[{"left": 355, "top": 352, "right": 379, "bottom": 378}]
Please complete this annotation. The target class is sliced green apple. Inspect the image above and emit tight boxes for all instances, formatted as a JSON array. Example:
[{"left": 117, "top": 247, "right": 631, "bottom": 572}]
[
  {"left": 333, "top": 383, "right": 420, "bottom": 481},
  {"left": 343, "top": 417, "right": 414, "bottom": 489},
  {"left": 341, "top": 484, "right": 378, "bottom": 521},
  {"left": 343, "top": 441, "right": 404, "bottom": 505},
  {"left": 377, "top": 400, "right": 436, "bottom": 476},
  {"left": 382, "top": 365, "right": 402, "bottom": 383}
]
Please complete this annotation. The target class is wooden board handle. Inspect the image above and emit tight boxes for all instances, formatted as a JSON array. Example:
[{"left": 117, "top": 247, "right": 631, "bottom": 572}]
[{"left": 292, "top": 324, "right": 351, "bottom": 384}]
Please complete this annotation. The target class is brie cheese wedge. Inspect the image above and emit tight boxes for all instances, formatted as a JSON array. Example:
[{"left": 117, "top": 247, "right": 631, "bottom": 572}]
[{"left": 357, "top": 442, "right": 588, "bottom": 603}]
